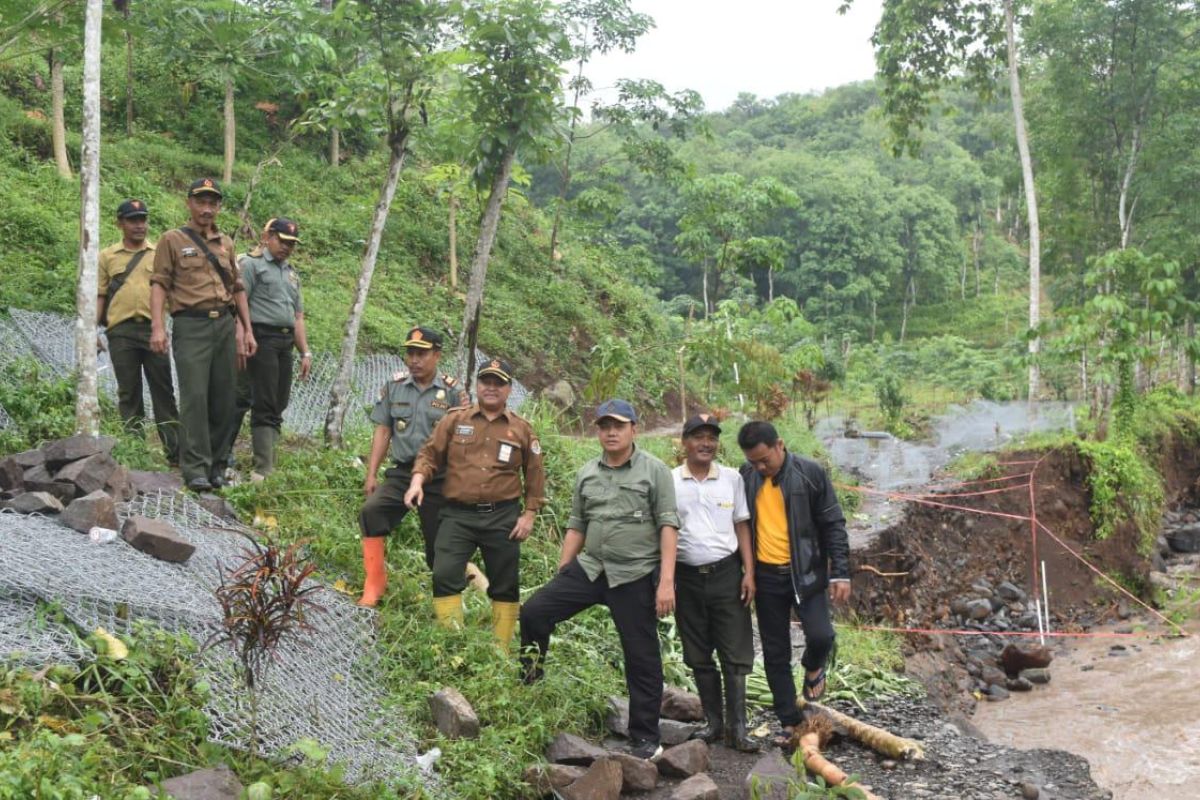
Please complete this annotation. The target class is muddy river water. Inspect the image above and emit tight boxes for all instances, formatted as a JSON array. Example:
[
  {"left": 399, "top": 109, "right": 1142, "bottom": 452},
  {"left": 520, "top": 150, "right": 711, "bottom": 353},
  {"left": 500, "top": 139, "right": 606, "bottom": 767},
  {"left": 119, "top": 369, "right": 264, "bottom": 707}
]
[{"left": 972, "top": 621, "right": 1200, "bottom": 799}]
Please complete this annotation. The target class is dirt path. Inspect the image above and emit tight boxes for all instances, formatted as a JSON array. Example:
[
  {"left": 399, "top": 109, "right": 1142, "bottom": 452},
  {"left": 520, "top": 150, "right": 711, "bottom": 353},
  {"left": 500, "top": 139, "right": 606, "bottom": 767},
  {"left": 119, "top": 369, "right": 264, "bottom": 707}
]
[{"left": 972, "top": 619, "right": 1200, "bottom": 800}]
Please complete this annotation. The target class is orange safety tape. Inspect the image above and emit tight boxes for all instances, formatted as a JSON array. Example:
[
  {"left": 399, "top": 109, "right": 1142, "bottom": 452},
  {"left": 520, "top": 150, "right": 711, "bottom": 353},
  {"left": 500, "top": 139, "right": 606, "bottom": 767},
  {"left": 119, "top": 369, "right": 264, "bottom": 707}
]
[{"left": 845, "top": 623, "right": 1165, "bottom": 639}]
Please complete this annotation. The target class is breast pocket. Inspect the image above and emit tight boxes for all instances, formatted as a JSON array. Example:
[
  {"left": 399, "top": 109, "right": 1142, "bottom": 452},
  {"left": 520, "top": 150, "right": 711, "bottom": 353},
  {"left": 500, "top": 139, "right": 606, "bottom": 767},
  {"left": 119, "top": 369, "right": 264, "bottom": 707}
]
[
  {"left": 495, "top": 439, "right": 523, "bottom": 472},
  {"left": 179, "top": 253, "right": 209, "bottom": 272},
  {"left": 390, "top": 403, "right": 412, "bottom": 435},
  {"left": 615, "top": 482, "right": 652, "bottom": 522}
]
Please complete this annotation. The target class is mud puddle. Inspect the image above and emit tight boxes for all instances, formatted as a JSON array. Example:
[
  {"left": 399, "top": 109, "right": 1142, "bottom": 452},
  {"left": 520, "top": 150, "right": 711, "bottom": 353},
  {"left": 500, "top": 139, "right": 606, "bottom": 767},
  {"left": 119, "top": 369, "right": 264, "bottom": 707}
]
[{"left": 972, "top": 620, "right": 1200, "bottom": 799}]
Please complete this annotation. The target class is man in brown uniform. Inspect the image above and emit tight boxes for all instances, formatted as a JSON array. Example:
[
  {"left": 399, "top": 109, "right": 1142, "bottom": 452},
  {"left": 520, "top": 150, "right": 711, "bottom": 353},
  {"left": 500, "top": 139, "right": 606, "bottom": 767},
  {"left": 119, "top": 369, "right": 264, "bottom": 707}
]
[
  {"left": 149, "top": 178, "right": 256, "bottom": 491},
  {"left": 405, "top": 359, "right": 545, "bottom": 648},
  {"left": 97, "top": 198, "right": 179, "bottom": 465}
]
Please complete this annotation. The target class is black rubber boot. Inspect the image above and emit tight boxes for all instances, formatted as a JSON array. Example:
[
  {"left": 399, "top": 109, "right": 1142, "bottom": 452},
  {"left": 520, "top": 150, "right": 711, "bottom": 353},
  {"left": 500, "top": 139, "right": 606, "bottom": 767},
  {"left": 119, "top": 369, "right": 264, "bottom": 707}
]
[
  {"left": 689, "top": 670, "right": 724, "bottom": 743},
  {"left": 724, "top": 671, "right": 761, "bottom": 752}
]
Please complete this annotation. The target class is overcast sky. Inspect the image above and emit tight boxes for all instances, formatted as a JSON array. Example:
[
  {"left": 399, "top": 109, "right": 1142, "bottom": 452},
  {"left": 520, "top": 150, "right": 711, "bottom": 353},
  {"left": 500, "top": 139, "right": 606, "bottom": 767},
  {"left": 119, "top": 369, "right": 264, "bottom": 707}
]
[{"left": 583, "top": 0, "right": 884, "bottom": 113}]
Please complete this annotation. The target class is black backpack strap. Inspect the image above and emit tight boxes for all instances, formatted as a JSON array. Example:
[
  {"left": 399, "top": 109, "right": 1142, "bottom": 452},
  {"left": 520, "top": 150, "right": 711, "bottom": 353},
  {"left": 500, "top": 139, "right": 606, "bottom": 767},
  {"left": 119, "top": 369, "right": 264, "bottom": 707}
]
[
  {"left": 178, "top": 226, "right": 235, "bottom": 294},
  {"left": 101, "top": 248, "right": 150, "bottom": 326}
]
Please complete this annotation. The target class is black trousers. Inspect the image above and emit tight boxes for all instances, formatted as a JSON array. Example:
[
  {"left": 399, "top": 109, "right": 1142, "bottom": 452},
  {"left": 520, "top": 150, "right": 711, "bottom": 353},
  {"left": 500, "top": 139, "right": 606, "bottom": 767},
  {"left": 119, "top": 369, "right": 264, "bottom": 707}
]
[
  {"left": 358, "top": 466, "right": 445, "bottom": 569},
  {"left": 247, "top": 330, "right": 294, "bottom": 431},
  {"left": 106, "top": 318, "right": 179, "bottom": 464},
  {"left": 676, "top": 554, "right": 754, "bottom": 679},
  {"left": 754, "top": 565, "right": 836, "bottom": 728},
  {"left": 432, "top": 503, "right": 520, "bottom": 601},
  {"left": 520, "top": 559, "right": 663, "bottom": 743}
]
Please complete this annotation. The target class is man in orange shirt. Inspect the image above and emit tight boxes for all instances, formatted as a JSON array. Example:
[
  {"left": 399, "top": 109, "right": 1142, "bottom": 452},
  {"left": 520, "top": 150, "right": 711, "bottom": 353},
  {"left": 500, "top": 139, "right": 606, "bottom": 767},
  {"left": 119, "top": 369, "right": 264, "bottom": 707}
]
[{"left": 737, "top": 421, "right": 850, "bottom": 748}]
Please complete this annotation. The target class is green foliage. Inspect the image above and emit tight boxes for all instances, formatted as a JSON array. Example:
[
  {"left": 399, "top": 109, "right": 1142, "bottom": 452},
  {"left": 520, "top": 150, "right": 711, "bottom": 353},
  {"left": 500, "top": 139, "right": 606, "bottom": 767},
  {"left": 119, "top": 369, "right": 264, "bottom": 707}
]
[
  {"left": 1075, "top": 438, "right": 1163, "bottom": 555},
  {"left": 947, "top": 451, "right": 1000, "bottom": 482},
  {"left": 874, "top": 372, "right": 906, "bottom": 427},
  {"left": 750, "top": 760, "right": 873, "bottom": 799},
  {"left": 0, "top": 360, "right": 76, "bottom": 451}
]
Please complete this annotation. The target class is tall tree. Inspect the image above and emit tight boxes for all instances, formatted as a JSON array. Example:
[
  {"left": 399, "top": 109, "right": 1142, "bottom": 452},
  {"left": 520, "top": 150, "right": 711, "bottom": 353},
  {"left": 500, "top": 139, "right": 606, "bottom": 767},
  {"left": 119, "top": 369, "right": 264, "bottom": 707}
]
[
  {"left": 454, "top": 0, "right": 569, "bottom": 391},
  {"left": 74, "top": 0, "right": 103, "bottom": 434},
  {"left": 842, "top": 0, "right": 1043, "bottom": 403}
]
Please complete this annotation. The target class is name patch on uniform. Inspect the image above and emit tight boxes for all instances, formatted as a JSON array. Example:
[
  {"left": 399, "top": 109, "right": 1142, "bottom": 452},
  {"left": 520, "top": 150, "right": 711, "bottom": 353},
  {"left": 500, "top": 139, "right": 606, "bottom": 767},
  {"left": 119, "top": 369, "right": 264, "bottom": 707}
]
[
  {"left": 430, "top": 400, "right": 449, "bottom": 410},
  {"left": 455, "top": 425, "right": 475, "bottom": 436},
  {"left": 181, "top": 246, "right": 198, "bottom": 257},
  {"left": 498, "top": 443, "right": 513, "bottom": 463},
  {"left": 718, "top": 500, "right": 734, "bottom": 509}
]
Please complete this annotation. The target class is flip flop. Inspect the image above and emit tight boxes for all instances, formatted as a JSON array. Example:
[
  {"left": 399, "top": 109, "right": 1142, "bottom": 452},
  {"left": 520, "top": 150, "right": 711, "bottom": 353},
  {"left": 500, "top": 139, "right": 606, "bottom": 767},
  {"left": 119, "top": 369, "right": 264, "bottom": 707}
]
[
  {"left": 771, "top": 725, "right": 797, "bottom": 750},
  {"left": 802, "top": 666, "right": 827, "bottom": 702}
]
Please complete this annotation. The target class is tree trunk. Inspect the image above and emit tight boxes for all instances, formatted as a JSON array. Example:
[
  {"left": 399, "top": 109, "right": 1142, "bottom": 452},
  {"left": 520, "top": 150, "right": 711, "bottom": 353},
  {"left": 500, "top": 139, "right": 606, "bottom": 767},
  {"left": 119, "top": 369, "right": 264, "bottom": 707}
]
[
  {"left": 324, "top": 142, "right": 408, "bottom": 446},
  {"left": 973, "top": 216, "right": 982, "bottom": 296},
  {"left": 124, "top": 26, "right": 134, "bottom": 134},
  {"left": 1118, "top": 119, "right": 1143, "bottom": 250},
  {"left": 1006, "top": 0, "right": 1041, "bottom": 408},
  {"left": 1187, "top": 315, "right": 1196, "bottom": 395},
  {"left": 457, "top": 147, "right": 517, "bottom": 394},
  {"left": 899, "top": 275, "right": 914, "bottom": 343},
  {"left": 870, "top": 296, "right": 877, "bottom": 342},
  {"left": 448, "top": 194, "right": 459, "bottom": 290},
  {"left": 548, "top": 52, "right": 586, "bottom": 265},
  {"left": 51, "top": 49, "right": 71, "bottom": 178},
  {"left": 701, "top": 266, "right": 710, "bottom": 319},
  {"left": 223, "top": 77, "right": 235, "bottom": 184},
  {"left": 74, "top": 0, "right": 103, "bottom": 435},
  {"left": 330, "top": 127, "right": 340, "bottom": 168},
  {"left": 767, "top": 266, "right": 774, "bottom": 302}
]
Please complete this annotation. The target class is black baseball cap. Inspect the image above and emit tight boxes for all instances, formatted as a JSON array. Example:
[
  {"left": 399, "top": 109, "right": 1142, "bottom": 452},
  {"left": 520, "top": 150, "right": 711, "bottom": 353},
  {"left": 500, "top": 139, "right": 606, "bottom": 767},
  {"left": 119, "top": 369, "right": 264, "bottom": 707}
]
[
  {"left": 266, "top": 217, "right": 301, "bottom": 243},
  {"left": 477, "top": 358, "right": 514, "bottom": 384},
  {"left": 403, "top": 327, "right": 443, "bottom": 350},
  {"left": 595, "top": 399, "right": 637, "bottom": 423},
  {"left": 116, "top": 199, "right": 149, "bottom": 219},
  {"left": 683, "top": 413, "right": 722, "bottom": 437},
  {"left": 188, "top": 177, "right": 222, "bottom": 198}
]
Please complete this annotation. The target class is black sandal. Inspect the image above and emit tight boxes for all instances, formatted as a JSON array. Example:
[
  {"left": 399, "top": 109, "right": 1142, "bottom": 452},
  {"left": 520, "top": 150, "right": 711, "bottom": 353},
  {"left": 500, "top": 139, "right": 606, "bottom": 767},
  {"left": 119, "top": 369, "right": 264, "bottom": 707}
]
[
  {"left": 771, "top": 725, "right": 797, "bottom": 750},
  {"left": 802, "top": 666, "right": 827, "bottom": 702}
]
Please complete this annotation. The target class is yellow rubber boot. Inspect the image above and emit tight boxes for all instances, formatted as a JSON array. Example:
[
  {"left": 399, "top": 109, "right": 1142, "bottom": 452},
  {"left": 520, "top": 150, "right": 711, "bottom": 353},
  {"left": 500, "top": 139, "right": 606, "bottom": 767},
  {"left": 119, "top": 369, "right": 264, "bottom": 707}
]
[
  {"left": 432, "top": 594, "right": 464, "bottom": 628},
  {"left": 356, "top": 537, "right": 387, "bottom": 608},
  {"left": 491, "top": 601, "right": 520, "bottom": 650}
]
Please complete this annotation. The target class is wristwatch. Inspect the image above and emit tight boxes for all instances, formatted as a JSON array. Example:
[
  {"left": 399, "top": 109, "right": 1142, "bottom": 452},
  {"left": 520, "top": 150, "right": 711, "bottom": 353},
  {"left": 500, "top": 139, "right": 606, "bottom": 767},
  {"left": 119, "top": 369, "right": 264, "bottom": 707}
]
[{"left": 302, "top": 351, "right": 313, "bottom": 358}]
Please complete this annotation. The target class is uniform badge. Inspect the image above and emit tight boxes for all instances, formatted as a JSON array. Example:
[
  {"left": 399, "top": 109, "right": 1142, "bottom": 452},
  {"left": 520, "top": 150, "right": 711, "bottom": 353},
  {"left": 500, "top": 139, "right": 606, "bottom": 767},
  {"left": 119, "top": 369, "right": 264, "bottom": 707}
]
[
  {"left": 498, "top": 443, "right": 513, "bottom": 463},
  {"left": 430, "top": 400, "right": 449, "bottom": 410},
  {"left": 392, "top": 371, "right": 409, "bottom": 382},
  {"left": 395, "top": 419, "right": 408, "bottom": 432},
  {"left": 530, "top": 439, "right": 542, "bottom": 456},
  {"left": 436, "top": 389, "right": 446, "bottom": 400},
  {"left": 181, "top": 246, "right": 198, "bottom": 257},
  {"left": 455, "top": 425, "right": 475, "bottom": 436}
]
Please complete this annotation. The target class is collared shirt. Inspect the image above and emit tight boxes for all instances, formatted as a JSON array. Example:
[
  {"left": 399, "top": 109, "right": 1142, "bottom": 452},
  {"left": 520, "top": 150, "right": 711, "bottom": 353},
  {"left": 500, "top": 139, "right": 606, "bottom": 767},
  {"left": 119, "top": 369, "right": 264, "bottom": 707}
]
[
  {"left": 673, "top": 461, "right": 750, "bottom": 567},
  {"left": 150, "top": 225, "right": 244, "bottom": 313},
  {"left": 369, "top": 372, "right": 463, "bottom": 465},
  {"left": 240, "top": 249, "right": 303, "bottom": 327},
  {"left": 98, "top": 240, "right": 155, "bottom": 327},
  {"left": 755, "top": 479, "right": 790, "bottom": 564},
  {"left": 571, "top": 446, "right": 680, "bottom": 587},
  {"left": 414, "top": 404, "right": 545, "bottom": 511}
]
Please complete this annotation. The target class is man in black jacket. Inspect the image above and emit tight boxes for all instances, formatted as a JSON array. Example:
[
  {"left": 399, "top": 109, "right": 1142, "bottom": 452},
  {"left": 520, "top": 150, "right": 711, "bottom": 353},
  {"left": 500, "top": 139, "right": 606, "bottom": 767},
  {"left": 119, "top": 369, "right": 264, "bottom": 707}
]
[{"left": 737, "top": 421, "right": 850, "bottom": 746}]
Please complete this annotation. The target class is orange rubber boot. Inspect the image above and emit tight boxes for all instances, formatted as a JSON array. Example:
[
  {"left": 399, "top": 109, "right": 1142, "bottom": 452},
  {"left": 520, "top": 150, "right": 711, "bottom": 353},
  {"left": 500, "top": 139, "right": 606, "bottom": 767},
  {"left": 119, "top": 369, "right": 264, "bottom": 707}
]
[{"left": 357, "top": 537, "right": 388, "bottom": 607}]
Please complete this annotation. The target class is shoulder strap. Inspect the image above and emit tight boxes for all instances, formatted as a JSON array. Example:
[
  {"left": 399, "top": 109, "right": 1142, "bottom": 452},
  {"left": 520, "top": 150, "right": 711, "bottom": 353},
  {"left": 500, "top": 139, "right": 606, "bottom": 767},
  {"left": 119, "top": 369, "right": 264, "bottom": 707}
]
[
  {"left": 101, "top": 249, "right": 150, "bottom": 325},
  {"left": 178, "top": 227, "right": 234, "bottom": 293}
]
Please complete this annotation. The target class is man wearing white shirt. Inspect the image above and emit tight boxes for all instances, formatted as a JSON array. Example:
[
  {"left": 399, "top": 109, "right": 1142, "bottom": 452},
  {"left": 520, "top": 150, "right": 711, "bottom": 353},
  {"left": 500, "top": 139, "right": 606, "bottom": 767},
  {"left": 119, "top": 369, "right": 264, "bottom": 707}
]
[{"left": 672, "top": 413, "right": 759, "bottom": 752}]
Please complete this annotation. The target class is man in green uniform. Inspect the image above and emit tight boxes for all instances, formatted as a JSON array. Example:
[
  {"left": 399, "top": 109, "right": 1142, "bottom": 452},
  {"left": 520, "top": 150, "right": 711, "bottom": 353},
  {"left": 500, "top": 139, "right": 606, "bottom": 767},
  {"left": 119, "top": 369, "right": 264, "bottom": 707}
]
[
  {"left": 357, "top": 327, "right": 464, "bottom": 607},
  {"left": 237, "top": 217, "right": 312, "bottom": 481},
  {"left": 97, "top": 198, "right": 179, "bottom": 465},
  {"left": 519, "top": 399, "right": 679, "bottom": 761},
  {"left": 405, "top": 359, "right": 545, "bottom": 649},
  {"left": 149, "top": 178, "right": 256, "bottom": 492}
]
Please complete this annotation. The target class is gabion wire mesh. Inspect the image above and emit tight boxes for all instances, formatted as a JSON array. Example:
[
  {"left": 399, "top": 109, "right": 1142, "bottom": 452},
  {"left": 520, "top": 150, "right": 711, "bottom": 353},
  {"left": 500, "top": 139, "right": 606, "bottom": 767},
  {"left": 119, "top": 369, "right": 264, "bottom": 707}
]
[
  {"left": 5, "top": 308, "right": 530, "bottom": 437},
  {"left": 0, "top": 499, "right": 427, "bottom": 786}
]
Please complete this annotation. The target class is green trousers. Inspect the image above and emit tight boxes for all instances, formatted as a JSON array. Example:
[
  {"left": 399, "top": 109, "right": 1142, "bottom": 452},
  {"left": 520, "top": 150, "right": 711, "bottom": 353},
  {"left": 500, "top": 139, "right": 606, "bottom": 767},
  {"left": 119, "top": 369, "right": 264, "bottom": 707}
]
[
  {"left": 171, "top": 313, "right": 236, "bottom": 484},
  {"left": 106, "top": 318, "right": 179, "bottom": 465},
  {"left": 224, "top": 331, "right": 294, "bottom": 473},
  {"left": 432, "top": 503, "right": 521, "bottom": 602}
]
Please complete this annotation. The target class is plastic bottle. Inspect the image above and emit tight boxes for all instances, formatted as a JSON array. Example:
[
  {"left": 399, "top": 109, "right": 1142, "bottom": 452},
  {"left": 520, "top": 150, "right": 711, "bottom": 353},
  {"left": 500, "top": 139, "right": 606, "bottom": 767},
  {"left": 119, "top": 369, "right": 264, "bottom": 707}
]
[{"left": 88, "top": 526, "right": 118, "bottom": 544}]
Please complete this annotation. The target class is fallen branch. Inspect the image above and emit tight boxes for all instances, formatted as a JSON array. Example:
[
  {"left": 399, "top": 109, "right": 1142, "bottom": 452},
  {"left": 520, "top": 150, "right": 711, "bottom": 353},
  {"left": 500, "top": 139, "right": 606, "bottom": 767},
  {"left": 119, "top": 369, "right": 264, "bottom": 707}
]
[
  {"left": 855, "top": 564, "right": 910, "bottom": 578},
  {"left": 794, "top": 716, "right": 883, "bottom": 800},
  {"left": 798, "top": 698, "right": 925, "bottom": 761}
]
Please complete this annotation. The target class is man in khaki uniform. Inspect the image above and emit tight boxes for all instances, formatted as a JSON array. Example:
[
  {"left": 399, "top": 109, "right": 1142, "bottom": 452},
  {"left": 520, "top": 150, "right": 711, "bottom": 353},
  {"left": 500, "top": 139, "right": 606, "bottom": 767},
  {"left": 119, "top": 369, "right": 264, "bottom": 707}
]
[
  {"left": 405, "top": 359, "right": 545, "bottom": 648},
  {"left": 97, "top": 199, "right": 179, "bottom": 465},
  {"left": 149, "top": 178, "right": 256, "bottom": 492}
]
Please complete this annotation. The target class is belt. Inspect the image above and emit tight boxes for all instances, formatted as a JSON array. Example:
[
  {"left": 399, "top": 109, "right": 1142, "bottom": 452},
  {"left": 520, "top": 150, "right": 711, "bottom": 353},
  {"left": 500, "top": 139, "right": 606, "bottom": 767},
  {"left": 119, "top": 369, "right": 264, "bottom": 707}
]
[
  {"left": 678, "top": 552, "right": 740, "bottom": 575},
  {"left": 446, "top": 498, "right": 519, "bottom": 514},
  {"left": 172, "top": 306, "right": 231, "bottom": 319},
  {"left": 252, "top": 323, "right": 294, "bottom": 335},
  {"left": 108, "top": 316, "right": 151, "bottom": 329},
  {"left": 756, "top": 561, "right": 793, "bottom": 575}
]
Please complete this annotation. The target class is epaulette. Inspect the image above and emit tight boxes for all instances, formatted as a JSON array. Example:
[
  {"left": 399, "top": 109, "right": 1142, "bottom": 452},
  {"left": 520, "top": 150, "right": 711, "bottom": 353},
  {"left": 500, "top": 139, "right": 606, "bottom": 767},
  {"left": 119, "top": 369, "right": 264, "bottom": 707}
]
[
  {"left": 392, "top": 370, "right": 409, "bottom": 382},
  {"left": 442, "top": 374, "right": 457, "bottom": 386}
]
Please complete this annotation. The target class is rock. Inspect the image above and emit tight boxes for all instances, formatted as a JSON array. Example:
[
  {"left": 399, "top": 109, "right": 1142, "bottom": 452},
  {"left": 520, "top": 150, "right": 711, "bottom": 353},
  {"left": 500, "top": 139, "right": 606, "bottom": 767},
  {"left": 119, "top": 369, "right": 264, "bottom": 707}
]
[
  {"left": 965, "top": 598, "right": 993, "bottom": 620},
  {"left": 605, "top": 696, "right": 629, "bottom": 737},
  {"left": 542, "top": 379, "right": 576, "bottom": 409},
  {"left": 546, "top": 733, "right": 608, "bottom": 766},
  {"left": 970, "top": 579, "right": 993, "bottom": 596},
  {"left": 995, "top": 580, "right": 1027, "bottom": 603},
  {"left": 0, "top": 456, "right": 23, "bottom": 491},
  {"left": 981, "top": 666, "right": 1007, "bottom": 687},
  {"left": 744, "top": 751, "right": 793, "bottom": 800},
  {"left": 1021, "top": 668, "right": 1051, "bottom": 685},
  {"left": 121, "top": 515, "right": 195, "bottom": 563},
  {"left": 4, "top": 491, "right": 64, "bottom": 514},
  {"left": 22, "top": 464, "right": 77, "bottom": 503},
  {"left": 428, "top": 687, "right": 480, "bottom": 739},
  {"left": 12, "top": 449, "right": 45, "bottom": 469},
  {"left": 1166, "top": 523, "right": 1200, "bottom": 553},
  {"left": 195, "top": 493, "right": 239, "bottom": 521},
  {"left": 985, "top": 685, "right": 1010, "bottom": 702},
  {"left": 1020, "top": 782, "right": 1041, "bottom": 799},
  {"left": 60, "top": 490, "right": 119, "bottom": 533},
  {"left": 524, "top": 763, "right": 587, "bottom": 795},
  {"left": 1005, "top": 676, "right": 1034, "bottom": 692},
  {"left": 1000, "top": 643, "right": 1052, "bottom": 675},
  {"left": 661, "top": 685, "right": 704, "bottom": 722},
  {"left": 950, "top": 596, "right": 972, "bottom": 617},
  {"left": 130, "top": 469, "right": 185, "bottom": 495},
  {"left": 560, "top": 757, "right": 622, "bottom": 800},
  {"left": 105, "top": 465, "right": 133, "bottom": 502},
  {"left": 156, "top": 764, "right": 244, "bottom": 799},
  {"left": 42, "top": 434, "right": 116, "bottom": 470},
  {"left": 609, "top": 752, "right": 658, "bottom": 792},
  {"left": 657, "top": 740, "right": 708, "bottom": 778},
  {"left": 54, "top": 452, "right": 117, "bottom": 496},
  {"left": 660, "top": 718, "right": 701, "bottom": 745},
  {"left": 671, "top": 773, "right": 719, "bottom": 800}
]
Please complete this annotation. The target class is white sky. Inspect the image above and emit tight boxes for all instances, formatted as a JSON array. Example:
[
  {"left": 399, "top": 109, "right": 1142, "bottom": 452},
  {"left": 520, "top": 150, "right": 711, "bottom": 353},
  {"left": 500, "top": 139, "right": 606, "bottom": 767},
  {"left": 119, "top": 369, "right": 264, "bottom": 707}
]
[{"left": 583, "top": 0, "right": 884, "bottom": 113}]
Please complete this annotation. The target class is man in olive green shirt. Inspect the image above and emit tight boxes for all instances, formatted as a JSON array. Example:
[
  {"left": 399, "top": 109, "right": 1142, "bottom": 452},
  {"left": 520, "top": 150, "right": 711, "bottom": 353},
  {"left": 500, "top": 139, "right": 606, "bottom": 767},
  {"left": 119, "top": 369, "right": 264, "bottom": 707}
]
[
  {"left": 520, "top": 399, "right": 679, "bottom": 762},
  {"left": 97, "top": 198, "right": 179, "bottom": 465}
]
